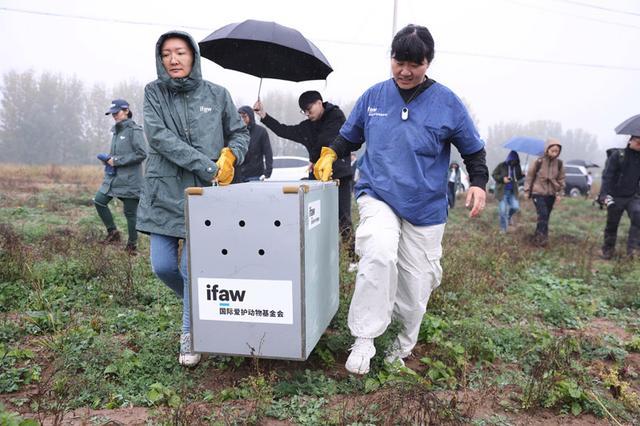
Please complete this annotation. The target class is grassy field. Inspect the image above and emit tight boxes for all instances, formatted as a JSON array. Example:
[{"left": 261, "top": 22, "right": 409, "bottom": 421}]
[{"left": 0, "top": 164, "right": 638, "bottom": 425}]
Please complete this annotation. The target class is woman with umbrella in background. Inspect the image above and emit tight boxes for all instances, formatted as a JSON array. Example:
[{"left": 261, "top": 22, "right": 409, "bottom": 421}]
[
  {"left": 137, "top": 30, "right": 249, "bottom": 366},
  {"left": 524, "top": 138, "right": 565, "bottom": 247}
]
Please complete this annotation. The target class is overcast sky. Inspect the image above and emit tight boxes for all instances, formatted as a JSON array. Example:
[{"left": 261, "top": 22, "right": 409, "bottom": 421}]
[{"left": 1, "top": 0, "right": 638, "bottom": 148}]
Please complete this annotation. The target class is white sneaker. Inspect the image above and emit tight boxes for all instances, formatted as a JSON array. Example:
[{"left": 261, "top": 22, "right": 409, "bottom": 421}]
[
  {"left": 179, "top": 333, "right": 201, "bottom": 367},
  {"left": 347, "top": 262, "right": 358, "bottom": 273},
  {"left": 345, "top": 337, "right": 376, "bottom": 375}
]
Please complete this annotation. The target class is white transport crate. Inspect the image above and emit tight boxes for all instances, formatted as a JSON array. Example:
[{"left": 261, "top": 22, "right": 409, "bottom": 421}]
[{"left": 185, "top": 180, "right": 339, "bottom": 360}]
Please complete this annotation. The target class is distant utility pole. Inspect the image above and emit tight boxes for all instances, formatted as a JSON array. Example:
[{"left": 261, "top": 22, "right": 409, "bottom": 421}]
[
  {"left": 392, "top": 0, "right": 399, "bottom": 38},
  {"left": 391, "top": 0, "right": 398, "bottom": 77}
]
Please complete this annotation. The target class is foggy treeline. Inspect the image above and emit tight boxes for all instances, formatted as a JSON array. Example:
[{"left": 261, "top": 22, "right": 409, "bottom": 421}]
[{"left": 0, "top": 70, "right": 604, "bottom": 170}]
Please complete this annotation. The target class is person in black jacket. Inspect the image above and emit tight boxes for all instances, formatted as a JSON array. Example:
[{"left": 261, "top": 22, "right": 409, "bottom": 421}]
[
  {"left": 598, "top": 135, "right": 640, "bottom": 259},
  {"left": 237, "top": 106, "right": 273, "bottom": 181},
  {"left": 253, "top": 91, "right": 354, "bottom": 257}
]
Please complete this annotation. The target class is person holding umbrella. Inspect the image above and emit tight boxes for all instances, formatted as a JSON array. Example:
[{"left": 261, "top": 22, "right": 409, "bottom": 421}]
[
  {"left": 137, "top": 30, "right": 249, "bottom": 367},
  {"left": 597, "top": 135, "right": 640, "bottom": 259},
  {"left": 313, "top": 24, "right": 488, "bottom": 374},
  {"left": 523, "top": 138, "right": 565, "bottom": 247},
  {"left": 253, "top": 92, "right": 355, "bottom": 260},
  {"left": 93, "top": 99, "right": 147, "bottom": 254}
]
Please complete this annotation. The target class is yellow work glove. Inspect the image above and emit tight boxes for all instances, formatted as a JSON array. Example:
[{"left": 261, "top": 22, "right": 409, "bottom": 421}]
[
  {"left": 313, "top": 147, "right": 337, "bottom": 181},
  {"left": 215, "top": 147, "right": 236, "bottom": 186}
]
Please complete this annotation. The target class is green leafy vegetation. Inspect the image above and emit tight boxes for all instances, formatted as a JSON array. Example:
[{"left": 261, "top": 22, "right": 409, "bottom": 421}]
[{"left": 0, "top": 167, "right": 639, "bottom": 424}]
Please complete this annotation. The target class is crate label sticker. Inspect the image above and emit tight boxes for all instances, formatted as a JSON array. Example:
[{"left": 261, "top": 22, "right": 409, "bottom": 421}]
[
  {"left": 198, "top": 278, "right": 293, "bottom": 324},
  {"left": 308, "top": 200, "right": 321, "bottom": 230}
]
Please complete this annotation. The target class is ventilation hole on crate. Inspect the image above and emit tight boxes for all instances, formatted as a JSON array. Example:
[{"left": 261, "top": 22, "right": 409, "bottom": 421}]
[
  {"left": 204, "top": 219, "right": 211, "bottom": 226},
  {"left": 274, "top": 220, "right": 281, "bottom": 227},
  {"left": 239, "top": 220, "right": 245, "bottom": 227},
  {"left": 258, "top": 249, "right": 265, "bottom": 256},
  {"left": 221, "top": 249, "right": 228, "bottom": 255}
]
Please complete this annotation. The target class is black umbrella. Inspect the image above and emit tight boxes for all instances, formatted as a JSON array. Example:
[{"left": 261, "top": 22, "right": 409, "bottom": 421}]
[
  {"left": 614, "top": 113, "right": 640, "bottom": 136},
  {"left": 199, "top": 20, "right": 333, "bottom": 97}
]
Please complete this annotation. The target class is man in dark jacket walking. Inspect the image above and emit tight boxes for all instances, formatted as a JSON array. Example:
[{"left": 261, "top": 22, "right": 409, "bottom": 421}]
[
  {"left": 253, "top": 91, "right": 354, "bottom": 257},
  {"left": 237, "top": 106, "right": 273, "bottom": 181},
  {"left": 598, "top": 135, "right": 640, "bottom": 259}
]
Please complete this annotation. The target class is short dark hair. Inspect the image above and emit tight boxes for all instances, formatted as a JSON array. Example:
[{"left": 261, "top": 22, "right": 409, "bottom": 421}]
[
  {"left": 126, "top": 110, "right": 133, "bottom": 119},
  {"left": 391, "top": 24, "right": 435, "bottom": 64},
  {"left": 298, "top": 91, "right": 323, "bottom": 110}
]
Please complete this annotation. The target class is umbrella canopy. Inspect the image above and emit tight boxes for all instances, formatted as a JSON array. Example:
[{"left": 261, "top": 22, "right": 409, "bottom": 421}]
[
  {"left": 614, "top": 114, "right": 640, "bottom": 136},
  {"left": 566, "top": 159, "right": 599, "bottom": 168},
  {"left": 199, "top": 20, "right": 333, "bottom": 83},
  {"left": 503, "top": 137, "right": 545, "bottom": 156}
]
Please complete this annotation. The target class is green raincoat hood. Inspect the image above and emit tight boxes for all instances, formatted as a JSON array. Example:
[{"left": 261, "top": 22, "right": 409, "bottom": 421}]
[{"left": 155, "top": 30, "right": 202, "bottom": 92}]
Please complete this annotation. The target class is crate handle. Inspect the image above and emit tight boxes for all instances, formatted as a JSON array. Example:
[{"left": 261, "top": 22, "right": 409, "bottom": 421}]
[
  {"left": 282, "top": 184, "right": 309, "bottom": 194},
  {"left": 186, "top": 187, "right": 204, "bottom": 196}
]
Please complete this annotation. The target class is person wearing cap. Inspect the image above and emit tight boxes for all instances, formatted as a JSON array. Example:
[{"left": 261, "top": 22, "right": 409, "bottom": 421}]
[
  {"left": 237, "top": 106, "right": 273, "bottom": 181},
  {"left": 93, "top": 99, "right": 147, "bottom": 253},
  {"left": 523, "top": 138, "right": 565, "bottom": 247},
  {"left": 492, "top": 150, "right": 523, "bottom": 233},
  {"left": 597, "top": 135, "right": 640, "bottom": 259},
  {"left": 137, "top": 31, "right": 249, "bottom": 367},
  {"left": 313, "top": 24, "right": 488, "bottom": 375},
  {"left": 253, "top": 92, "right": 355, "bottom": 260}
]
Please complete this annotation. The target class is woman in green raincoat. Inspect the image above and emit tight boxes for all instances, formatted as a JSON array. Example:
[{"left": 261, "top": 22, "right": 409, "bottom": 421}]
[
  {"left": 94, "top": 99, "right": 147, "bottom": 253},
  {"left": 138, "top": 31, "right": 249, "bottom": 366}
]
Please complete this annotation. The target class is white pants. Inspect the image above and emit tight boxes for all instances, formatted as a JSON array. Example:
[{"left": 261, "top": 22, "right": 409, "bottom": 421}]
[{"left": 348, "top": 195, "right": 444, "bottom": 357}]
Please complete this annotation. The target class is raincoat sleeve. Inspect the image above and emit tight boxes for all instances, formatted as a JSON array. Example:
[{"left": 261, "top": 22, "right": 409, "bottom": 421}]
[
  {"left": 220, "top": 88, "right": 249, "bottom": 165},
  {"left": 112, "top": 127, "right": 147, "bottom": 167},
  {"left": 144, "top": 87, "right": 218, "bottom": 181}
]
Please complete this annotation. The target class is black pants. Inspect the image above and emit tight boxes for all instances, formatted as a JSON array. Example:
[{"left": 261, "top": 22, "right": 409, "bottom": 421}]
[
  {"left": 337, "top": 177, "right": 355, "bottom": 259},
  {"left": 532, "top": 195, "right": 556, "bottom": 237},
  {"left": 603, "top": 195, "right": 640, "bottom": 254},
  {"left": 447, "top": 182, "right": 457, "bottom": 208}
]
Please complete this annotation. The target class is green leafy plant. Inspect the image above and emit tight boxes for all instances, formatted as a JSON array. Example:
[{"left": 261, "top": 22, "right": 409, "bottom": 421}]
[
  {"left": 146, "top": 382, "right": 181, "bottom": 408},
  {"left": 0, "top": 346, "right": 41, "bottom": 393},
  {"left": 266, "top": 395, "right": 327, "bottom": 425}
]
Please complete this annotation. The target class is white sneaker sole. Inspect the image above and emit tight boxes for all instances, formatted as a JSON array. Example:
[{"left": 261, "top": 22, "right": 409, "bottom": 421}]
[{"left": 179, "top": 353, "right": 201, "bottom": 367}]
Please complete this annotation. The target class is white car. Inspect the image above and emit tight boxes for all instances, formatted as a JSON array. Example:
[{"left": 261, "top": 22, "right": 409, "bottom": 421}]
[{"left": 266, "top": 156, "right": 310, "bottom": 181}]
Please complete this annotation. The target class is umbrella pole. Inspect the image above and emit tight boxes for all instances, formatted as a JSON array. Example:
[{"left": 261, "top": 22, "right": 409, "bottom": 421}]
[{"left": 257, "top": 78, "right": 263, "bottom": 100}]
